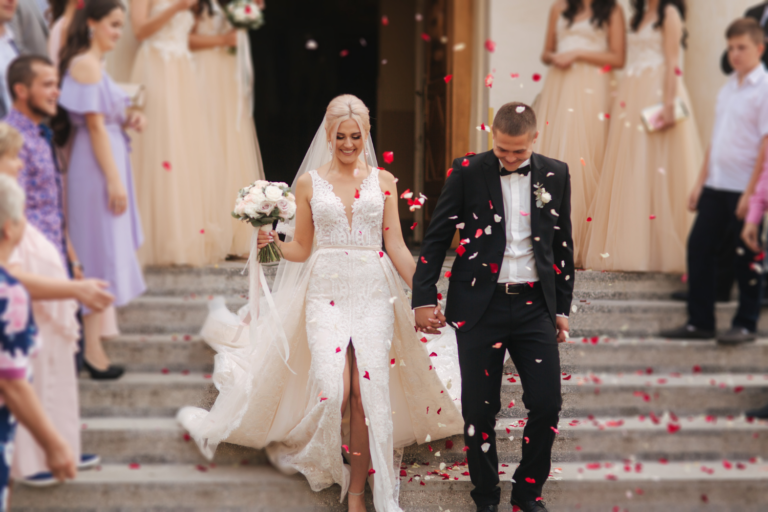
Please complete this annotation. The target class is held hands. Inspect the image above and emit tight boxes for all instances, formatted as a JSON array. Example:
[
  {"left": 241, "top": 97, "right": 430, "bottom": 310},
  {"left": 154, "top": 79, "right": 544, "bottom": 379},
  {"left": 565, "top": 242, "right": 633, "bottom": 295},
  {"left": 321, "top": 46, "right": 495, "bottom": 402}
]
[
  {"left": 556, "top": 316, "right": 569, "bottom": 344},
  {"left": 107, "top": 179, "right": 128, "bottom": 216},
  {"left": 655, "top": 103, "right": 676, "bottom": 131},
  {"left": 414, "top": 305, "right": 446, "bottom": 335},
  {"left": 124, "top": 110, "right": 146, "bottom": 133},
  {"left": 76, "top": 279, "right": 115, "bottom": 312},
  {"left": 257, "top": 229, "right": 279, "bottom": 250},
  {"left": 742, "top": 221, "right": 761, "bottom": 254},
  {"left": 551, "top": 51, "right": 577, "bottom": 70}
]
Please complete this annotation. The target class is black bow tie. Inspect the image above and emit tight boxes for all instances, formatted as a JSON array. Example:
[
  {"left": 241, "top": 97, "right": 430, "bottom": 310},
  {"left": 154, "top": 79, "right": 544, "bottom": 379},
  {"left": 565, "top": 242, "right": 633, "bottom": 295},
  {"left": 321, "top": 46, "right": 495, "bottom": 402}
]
[{"left": 500, "top": 165, "right": 531, "bottom": 177}]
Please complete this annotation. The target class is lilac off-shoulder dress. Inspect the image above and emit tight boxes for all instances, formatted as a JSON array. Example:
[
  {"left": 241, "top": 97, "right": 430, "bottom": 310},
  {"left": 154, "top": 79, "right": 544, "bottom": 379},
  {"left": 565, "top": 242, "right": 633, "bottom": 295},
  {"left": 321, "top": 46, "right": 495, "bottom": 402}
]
[{"left": 59, "top": 72, "right": 146, "bottom": 313}]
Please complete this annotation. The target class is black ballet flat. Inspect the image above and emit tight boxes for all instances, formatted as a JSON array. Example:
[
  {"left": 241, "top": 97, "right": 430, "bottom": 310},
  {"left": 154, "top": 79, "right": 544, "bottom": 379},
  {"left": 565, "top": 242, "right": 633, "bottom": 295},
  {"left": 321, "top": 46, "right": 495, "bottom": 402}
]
[{"left": 83, "top": 360, "right": 125, "bottom": 380}]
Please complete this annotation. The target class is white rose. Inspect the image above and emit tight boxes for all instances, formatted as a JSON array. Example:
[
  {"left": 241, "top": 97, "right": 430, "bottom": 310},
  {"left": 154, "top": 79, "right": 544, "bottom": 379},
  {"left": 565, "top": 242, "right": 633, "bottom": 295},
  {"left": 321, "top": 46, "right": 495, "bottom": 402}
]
[
  {"left": 287, "top": 202, "right": 297, "bottom": 217},
  {"left": 244, "top": 204, "right": 259, "bottom": 217},
  {"left": 234, "top": 201, "right": 246, "bottom": 216},
  {"left": 276, "top": 198, "right": 290, "bottom": 214},
  {"left": 287, "top": 192, "right": 296, "bottom": 202},
  {"left": 253, "top": 180, "right": 269, "bottom": 188},
  {"left": 247, "top": 188, "right": 266, "bottom": 204},
  {"left": 259, "top": 201, "right": 275, "bottom": 213},
  {"left": 541, "top": 192, "right": 552, "bottom": 204},
  {"left": 265, "top": 186, "right": 283, "bottom": 202}
]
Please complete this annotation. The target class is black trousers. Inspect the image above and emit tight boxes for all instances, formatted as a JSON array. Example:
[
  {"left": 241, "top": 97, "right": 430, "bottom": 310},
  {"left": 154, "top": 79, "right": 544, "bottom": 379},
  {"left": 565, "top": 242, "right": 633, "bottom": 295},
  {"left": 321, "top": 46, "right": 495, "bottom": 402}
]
[
  {"left": 456, "top": 283, "right": 562, "bottom": 506},
  {"left": 688, "top": 187, "right": 764, "bottom": 332}
]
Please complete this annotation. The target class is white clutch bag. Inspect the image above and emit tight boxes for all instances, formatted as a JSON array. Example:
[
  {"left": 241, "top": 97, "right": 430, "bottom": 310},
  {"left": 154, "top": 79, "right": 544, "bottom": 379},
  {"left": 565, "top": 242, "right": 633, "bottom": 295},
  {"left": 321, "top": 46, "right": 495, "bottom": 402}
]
[
  {"left": 641, "top": 97, "right": 690, "bottom": 132},
  {"left": 117, "top": 83, "right": 146, "bottom": 109}
]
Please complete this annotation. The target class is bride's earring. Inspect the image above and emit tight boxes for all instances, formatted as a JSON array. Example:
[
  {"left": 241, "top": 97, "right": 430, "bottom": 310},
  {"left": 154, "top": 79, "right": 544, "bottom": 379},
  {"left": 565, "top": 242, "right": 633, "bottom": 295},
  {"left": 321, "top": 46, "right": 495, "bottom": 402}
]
[
  {"left": 328, "top": 142, "right": 333, "bottom": 153},
  {"left": 88, "top": 27, "right": 94, "bottom": 40}
]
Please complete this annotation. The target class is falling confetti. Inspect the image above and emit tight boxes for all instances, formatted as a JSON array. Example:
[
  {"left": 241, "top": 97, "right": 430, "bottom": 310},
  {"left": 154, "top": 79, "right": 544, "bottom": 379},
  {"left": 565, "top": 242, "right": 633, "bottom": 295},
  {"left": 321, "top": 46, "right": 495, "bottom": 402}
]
[
  {"left": 383, "top": 151, "right": 394, "bottom": 164},
  {"left": 444, "top": 75, "right": 453, "bottom": 84}
]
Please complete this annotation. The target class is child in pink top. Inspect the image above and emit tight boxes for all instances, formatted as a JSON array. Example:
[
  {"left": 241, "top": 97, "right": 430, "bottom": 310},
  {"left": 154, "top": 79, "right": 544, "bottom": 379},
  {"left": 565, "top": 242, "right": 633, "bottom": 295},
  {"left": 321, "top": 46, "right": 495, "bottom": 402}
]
[{"left": 743, "top": 146, "right": 768, "bottom": 252}]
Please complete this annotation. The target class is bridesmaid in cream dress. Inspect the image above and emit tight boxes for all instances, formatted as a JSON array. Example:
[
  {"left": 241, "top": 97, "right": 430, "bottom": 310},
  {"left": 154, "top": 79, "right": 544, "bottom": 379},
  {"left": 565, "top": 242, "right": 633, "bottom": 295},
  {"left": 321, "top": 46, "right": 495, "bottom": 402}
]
[
  {"left": 533, "top": 0, "right": 626, "bottom": 267},
  {"left": 129, "top": 0, "right": 229, "bottom": 266},
  {"left": 583, "top": 0, "right": 702, "bottom": 272},
  {"left": 189, "top": 0, "right": 265, "bottom": 257}
]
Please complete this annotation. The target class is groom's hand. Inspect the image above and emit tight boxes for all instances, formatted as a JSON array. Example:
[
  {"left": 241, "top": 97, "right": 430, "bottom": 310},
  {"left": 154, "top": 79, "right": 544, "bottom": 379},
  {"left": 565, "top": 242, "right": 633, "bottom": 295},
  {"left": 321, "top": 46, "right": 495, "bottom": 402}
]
[
  {"left": 556, "top": 317, "right": 569, "bottom": 344},
  {"left": 415, "top": 306, "right": 445, "bottom": 335}
]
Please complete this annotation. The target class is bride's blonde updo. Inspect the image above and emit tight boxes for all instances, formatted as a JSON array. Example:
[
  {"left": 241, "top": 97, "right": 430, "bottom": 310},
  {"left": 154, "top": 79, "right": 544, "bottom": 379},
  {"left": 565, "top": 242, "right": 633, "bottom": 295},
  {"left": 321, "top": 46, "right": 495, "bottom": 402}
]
[{"left": 325, "top": 95, "right": 371, "bottom": 149}]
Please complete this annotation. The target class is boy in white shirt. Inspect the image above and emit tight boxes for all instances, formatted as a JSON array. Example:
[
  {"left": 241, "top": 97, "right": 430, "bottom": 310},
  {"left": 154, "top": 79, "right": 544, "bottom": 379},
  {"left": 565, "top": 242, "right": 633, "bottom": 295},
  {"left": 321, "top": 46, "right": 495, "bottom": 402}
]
[{"left": 663, "top": 18, "right": 768, "bottom": 344}]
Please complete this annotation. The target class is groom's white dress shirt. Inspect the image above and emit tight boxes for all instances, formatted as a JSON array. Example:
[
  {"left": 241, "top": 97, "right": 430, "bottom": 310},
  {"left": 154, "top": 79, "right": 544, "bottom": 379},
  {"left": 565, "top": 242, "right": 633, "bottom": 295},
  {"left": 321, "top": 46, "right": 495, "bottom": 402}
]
[{"left": 498, "top": 159, "right": 538, "bottom": 284}]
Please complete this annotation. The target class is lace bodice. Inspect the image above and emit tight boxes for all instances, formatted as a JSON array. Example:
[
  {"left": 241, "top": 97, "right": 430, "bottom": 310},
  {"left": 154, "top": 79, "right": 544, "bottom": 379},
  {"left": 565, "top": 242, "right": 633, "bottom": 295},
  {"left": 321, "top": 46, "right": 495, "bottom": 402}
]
[
  {"left": 556, "top": 16, "right": 608, "bottom": 54},
  {"left": 309, "top": 168, "right": 385, "bottom": 248},
  {"left": 626, "top": 23, "right": 665, "bottom": 76},
  {"left": 144, "top": 0, "right": 194, "bottom": 59}
]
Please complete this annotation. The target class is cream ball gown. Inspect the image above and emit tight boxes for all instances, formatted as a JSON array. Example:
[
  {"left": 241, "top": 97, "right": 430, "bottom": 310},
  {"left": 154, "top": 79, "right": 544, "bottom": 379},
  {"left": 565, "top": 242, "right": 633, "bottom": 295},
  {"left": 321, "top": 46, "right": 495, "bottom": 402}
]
[{"left": 533, "top": 15, "right": 616, "bottom": 268}]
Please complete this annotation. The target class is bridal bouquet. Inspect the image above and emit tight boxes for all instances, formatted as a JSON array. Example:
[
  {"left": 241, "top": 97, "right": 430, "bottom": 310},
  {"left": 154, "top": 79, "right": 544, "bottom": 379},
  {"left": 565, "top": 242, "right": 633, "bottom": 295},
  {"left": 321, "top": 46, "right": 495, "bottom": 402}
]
[
  {"left": 224, "top": 0, "right": 265, "bottom": 30},
  {"left": 232, "top": 181, "right": 296, "bottom": 263}
]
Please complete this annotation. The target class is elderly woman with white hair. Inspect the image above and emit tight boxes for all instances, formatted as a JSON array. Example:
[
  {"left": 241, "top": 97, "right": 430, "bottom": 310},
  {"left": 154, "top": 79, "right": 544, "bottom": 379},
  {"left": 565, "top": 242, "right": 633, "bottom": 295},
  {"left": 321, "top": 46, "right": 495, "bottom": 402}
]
[
  {"left": 0, "top": 174, "right": 77, "bottom": 504},
  {"left": 179, "top": 95, "right": 463, "bottom": 512},
  {"left": 0, "top": 123, "right": 113, "bottom": 486}
]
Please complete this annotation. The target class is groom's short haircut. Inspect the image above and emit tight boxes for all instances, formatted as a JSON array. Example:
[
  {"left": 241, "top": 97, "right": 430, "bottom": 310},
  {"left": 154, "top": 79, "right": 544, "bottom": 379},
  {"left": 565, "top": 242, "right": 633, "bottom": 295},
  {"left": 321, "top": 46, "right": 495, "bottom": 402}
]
[{"left": 493, "top": 102, "right": 537, "bottom": 137}]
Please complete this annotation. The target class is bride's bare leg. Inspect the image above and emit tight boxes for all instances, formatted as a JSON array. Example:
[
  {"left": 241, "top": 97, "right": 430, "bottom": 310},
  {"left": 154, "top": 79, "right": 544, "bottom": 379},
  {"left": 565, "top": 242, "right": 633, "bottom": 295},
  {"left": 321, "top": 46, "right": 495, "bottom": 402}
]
[{"left": 347, "top": 345, "right": 370, "bottom": 512}]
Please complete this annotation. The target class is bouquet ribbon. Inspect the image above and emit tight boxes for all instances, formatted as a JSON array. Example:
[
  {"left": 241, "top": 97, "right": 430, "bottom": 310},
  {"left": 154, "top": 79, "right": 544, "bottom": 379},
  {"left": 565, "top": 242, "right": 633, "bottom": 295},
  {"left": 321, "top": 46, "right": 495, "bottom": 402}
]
[
  {"left": 237, "top": 228, "right": 293, "bottom": 372},
  {"left": 235, "top": 29, "right": 254, "bottom": 131}
]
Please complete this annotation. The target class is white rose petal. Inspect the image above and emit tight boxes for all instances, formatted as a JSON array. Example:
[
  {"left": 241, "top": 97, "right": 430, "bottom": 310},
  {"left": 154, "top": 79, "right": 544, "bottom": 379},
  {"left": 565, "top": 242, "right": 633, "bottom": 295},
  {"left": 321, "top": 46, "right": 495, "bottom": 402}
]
[
  {"left": 481, "top": 443, "right": 491, "bottom": 452},
  {"left": 485, "top": 226, "right": 492, "bottom": 235},
  {"left": 468, "top": 425, "right": 475, "bottom": 437},
  {"left": 425, "top": 434, "right": 431, "bottom": 443},
  {"left": 456, "top": 223, "right": 465, "bottom": 229},
  {"left": 494, "top": 215, "right": 502, "bottom": 223}
]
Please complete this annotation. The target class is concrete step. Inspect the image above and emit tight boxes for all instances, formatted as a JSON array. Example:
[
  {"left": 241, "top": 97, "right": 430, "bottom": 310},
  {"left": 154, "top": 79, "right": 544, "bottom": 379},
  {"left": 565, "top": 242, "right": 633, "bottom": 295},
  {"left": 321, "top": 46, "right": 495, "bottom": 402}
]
[
  {"left": 81, "top": 416, "right": 768, "bottom": 466},
  {"left": 104, "top": 335, "right": 214, "bottom": 372},
  {"left": 569, "top": 298, "right": 768, "bottom": 337},
  {"left": 80, "top": 418, "right": 265, "bottom": 465},
  {"left": 79, "top": 372, "right": 768, "bottom": 418},
  {"left": 104, "top": 334, "right": 768, "bottom": 374},
  {"left": 10, "top": 461, "right": 768, "bottom": 511},
  {"left": 117, "top": 296, "right": 247, "bottom": 334},
  {"left": 118, "top": 294, "right": 767, "bottom": 338},
  {"left": 143, "top": 263, "right": 686, "bottom": 302}
]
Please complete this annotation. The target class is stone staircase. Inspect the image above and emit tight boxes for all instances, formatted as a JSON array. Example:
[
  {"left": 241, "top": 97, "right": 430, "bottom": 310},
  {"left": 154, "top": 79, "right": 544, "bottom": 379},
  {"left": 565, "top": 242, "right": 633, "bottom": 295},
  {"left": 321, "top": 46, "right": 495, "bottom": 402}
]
[{"left": 10, "top": 261, "right": 768, "bottom": 511}]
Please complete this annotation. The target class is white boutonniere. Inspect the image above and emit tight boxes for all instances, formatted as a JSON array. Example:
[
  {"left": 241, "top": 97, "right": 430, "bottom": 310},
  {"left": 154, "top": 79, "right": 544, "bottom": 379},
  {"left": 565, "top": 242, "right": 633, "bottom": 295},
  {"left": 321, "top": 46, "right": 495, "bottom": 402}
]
[{"left": 533, "top": 183, "right": 552, "bottom": 208}]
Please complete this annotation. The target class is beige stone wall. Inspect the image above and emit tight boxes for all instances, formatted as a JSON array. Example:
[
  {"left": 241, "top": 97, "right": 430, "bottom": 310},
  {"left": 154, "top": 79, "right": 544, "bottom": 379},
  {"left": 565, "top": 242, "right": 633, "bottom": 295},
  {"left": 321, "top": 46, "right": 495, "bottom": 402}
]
[{"left": 483, "top": 0, "right": 756, "bottom": 150}]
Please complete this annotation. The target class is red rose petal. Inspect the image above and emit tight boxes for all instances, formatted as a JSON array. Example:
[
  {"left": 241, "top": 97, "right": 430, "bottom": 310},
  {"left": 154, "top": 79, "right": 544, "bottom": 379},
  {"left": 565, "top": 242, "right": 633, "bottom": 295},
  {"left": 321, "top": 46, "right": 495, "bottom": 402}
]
[
  {"left": 532, "top": 73, "right": 541, "bottom": 82},
  {"left": 525, "top": 477, "right": 536, "bottom": 484},
  {"left": 162, "top": 161, "right": 171, "bottom": 171},
  {"left": 354, "top": 189, "right": 360, "bottom": 199},
  {"left": 411, "top": 222, "right": 418, "bottom": 230},
  {"left": 363, "top": 371, "right": 370, "bottom": 380},
  {"left": 587, "top": 217, "right": 592, "bottom": 222},
  {"left": 383, "top": 151, "right": 394, "bottom": 164},
  {"left": 340, "top": 49, "right": 349, "bottom": 57},
  {"left": 381, "top": 15, "right": 389, "bottom": 26},
  {"left": 455, "top": 245, "right": 466, "bottom": 257},
  {"left": 444, "top": 75, "right": 453, "bottom": 84},
  {"left": 445, "top": 439, "right": 454, "bottom": 449},
  {"left": 553, "top": 264, "right": 562, "bottom": 275},
  {"left": 456, "top": 321, "right": 466, "bottom": 328},
  {"left": 445, "top": 271, "right": 452, "bottom": 278},
  {"left": 484, "top": 39, "right": 496, "bottom": 52},
  {"left": 482, "top": 432, "right": 489, "bottom": 441},
  {"left": 129, "top": 463, "right": 141, "bottom": 470},
  {"left": 446, "top": 168, "right": 454, "bottom": 177},
  {"left": 368, "top": 468, "right": 376, "bottom": 475},
  {"left": 490, "top": 263, "right": 499, "bottom": 274},
  {"left": 330, "top": 300, "right": 335, "bottom": 306}
]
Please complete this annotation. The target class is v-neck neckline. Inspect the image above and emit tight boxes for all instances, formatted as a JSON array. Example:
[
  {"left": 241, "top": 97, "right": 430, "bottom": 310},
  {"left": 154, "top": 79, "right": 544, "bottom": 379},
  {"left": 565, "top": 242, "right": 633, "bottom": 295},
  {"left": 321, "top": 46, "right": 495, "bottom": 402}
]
[{"left": 314, "top": 169, "right": 376, "bottom": 231}]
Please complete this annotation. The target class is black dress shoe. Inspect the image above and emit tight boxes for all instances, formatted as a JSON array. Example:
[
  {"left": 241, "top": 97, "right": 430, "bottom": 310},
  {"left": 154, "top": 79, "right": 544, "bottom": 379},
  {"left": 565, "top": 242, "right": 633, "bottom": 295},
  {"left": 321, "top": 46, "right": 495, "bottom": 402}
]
[
  {"left": 512, "top": 497, "right": 548, "bottom": 512},
  {"left": 717, "top": 327, "right": 757, "bottom": 346},
  {"left": 746, "top": 402, "right": 768, "bottom": 419},
  {"left": 672, "top": 291, "right": 732, "bottom": 303},
  {"left": 476, "top": 506, "right": 498, "bottom": 512},
  {"left": 659, "top": 324, "right": 715, "bottom": 340},
  {"left": 83, "top": 360, "right": 125, "bottom": 380}
]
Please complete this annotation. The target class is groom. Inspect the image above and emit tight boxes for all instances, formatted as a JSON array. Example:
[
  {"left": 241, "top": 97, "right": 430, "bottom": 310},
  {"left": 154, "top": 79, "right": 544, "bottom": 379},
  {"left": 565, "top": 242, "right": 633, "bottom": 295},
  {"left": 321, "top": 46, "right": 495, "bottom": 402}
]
[{"left": 413, "top": 102, "right": 574, "bottom": 512}]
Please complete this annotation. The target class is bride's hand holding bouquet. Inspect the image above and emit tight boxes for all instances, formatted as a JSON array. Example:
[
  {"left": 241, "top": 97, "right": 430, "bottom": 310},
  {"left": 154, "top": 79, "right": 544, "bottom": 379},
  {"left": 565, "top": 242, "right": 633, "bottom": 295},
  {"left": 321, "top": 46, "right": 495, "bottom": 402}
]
[{"left": 232, "top": 180, "right": 296, "bottom": 263}]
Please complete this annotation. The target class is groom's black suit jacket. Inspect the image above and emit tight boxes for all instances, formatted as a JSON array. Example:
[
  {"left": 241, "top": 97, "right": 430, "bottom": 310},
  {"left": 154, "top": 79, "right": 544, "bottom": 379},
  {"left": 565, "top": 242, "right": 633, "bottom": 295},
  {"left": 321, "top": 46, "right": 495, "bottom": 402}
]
[{"left": 412, "top": 151, "right": 575, "bottom": 333}]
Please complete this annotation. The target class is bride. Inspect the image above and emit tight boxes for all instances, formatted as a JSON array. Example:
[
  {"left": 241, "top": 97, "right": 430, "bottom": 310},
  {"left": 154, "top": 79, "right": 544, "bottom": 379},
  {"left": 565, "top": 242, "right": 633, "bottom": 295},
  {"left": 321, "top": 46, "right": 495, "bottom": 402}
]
[{"left": 178, "top": 95, "right": 463, "bottom": 512}]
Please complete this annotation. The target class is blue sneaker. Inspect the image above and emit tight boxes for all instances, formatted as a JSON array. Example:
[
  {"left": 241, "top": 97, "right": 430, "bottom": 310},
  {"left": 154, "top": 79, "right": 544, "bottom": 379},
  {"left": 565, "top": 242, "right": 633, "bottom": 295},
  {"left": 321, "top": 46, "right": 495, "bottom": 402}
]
[
  {"left": 18, "top": 471, "right": 57, "bottom": 487},
  {"left": 79, "top": 453, "right": 101, "bottom": 470}
]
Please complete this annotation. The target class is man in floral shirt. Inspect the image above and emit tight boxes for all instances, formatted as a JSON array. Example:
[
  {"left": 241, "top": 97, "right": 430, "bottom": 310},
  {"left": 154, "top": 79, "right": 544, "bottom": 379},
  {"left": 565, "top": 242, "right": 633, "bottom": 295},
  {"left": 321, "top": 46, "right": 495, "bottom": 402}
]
[{"left": 5, "top": 55, "right": 79, "bottom": 270}]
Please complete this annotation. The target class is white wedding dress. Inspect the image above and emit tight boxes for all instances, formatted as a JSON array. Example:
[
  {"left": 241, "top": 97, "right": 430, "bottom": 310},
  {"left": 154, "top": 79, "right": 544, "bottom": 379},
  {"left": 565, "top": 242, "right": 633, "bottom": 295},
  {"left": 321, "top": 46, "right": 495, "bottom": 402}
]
[{"left": 178, "top": 152, "right": 463, "bottom": 511}]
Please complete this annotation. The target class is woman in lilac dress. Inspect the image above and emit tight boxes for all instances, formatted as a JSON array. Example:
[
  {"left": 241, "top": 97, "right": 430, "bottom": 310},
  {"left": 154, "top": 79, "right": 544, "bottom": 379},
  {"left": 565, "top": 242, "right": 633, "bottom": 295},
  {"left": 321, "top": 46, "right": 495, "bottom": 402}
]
[{"left": 57, "top": 0, "right": 146, "bottom": 378}]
